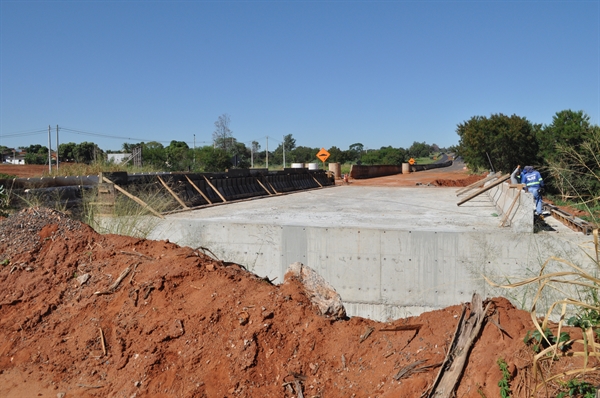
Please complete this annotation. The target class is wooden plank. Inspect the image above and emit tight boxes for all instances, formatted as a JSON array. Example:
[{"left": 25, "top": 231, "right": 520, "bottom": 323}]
[
  {"left": 203, "top": 175, "right": 227, "bottom": 202},
  {"left": 456, "top": 174, "right": 510, "bottom": 206},
  {"left": 311, "top": 175, "right": 323, "bottom": 188},
  {"left": 499, "top": 189, "right": 521, "bottom": 227},
  {"left": 102, "top": 177, "right": 165, "bottom": 219},
  {"left": 184, "top": 175, "right": 213, "bottom": 204},
  {"left": 255, "top": 178, "right": 273, "bottom": 196},
  {"left": 157, "top": 176, "right": 189, "bottom": 209},
  {"left": 266, "top": 180, "right": 280, "bottom": 194},
  {"left": 455, "top": 172, "right": 498, "bottom": 196}
]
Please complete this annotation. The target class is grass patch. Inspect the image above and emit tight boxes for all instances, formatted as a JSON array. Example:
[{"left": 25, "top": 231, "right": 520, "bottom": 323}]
[
  {"left": 83, "top": 183, "right": 176, "bottom": 238},
  {"left": 42, "top": 161, "right": 164, "bottom": 177}
]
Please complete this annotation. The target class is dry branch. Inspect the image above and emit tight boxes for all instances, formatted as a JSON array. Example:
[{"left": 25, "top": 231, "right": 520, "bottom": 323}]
[
  {"left": 94, "top": 265, "right": 132, "bottom": 295},
  {"left": 99, "top": 327, "right": 106, "bottom": 356},
  {"left": 359, "top": 326, "right": 375, "bottom": 343},
  {"left": 427, "top": 294, "right": 490, "bottom": 398}
]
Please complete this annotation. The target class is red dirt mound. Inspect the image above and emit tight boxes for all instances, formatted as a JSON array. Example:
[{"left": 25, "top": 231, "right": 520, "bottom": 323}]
[
  {"left": 0, "top": 208, "right": 546, "bottom": 397},
  {"left": 432, "top": 175, "right": 486, "bottom": 187}
]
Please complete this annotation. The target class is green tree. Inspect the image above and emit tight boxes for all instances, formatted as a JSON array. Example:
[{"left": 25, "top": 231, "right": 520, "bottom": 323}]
[
  {"left": 74, "top": 142, "right": 102, "bottom": 164},
  {"left": 25, "top": 152, "right": 47, "bottom": 164},
  {"left": 25, "top": 144, "right": 52, "bottom": 164},
  {"left": 547, "top": 124, "right": 600, "bottom": 204},
  {"left": 290, "top": 146, "right": 319, "bottom": 164},
  {"left": 141, "top": 141, "right": 166, "bottom": 168},
  {"left": 538, "top": 110, "right": 592, "bottom": 163},
  {"left": 196, "top": 146, "right": 232, "bottom": 172},
  {"left": 165, "top": 141, "right": 190, "bottom": 171},
  {"left": 407, "top": 141, "right": 431, "bottom": 159},
  {"left": 58, "top": 142, "right": 77, "bottom": 162},
  {"left": 347, "top": 143, "right": 364, "bottom": 162},
  {"left": 457, "top": 113, "right": 539, "bottom": 173},
  {"left": 360, "top": 149, "right": 381, "bottom": 165},
  {"left": 122, "top": 142, "right": 138, "bottom": 153},
  {"left": 230, "top": 142, "right": 251, "bottom": 169},
  {"left": 271, "top": 134, "right": 297, "bottom": 166},
  {"left": 327, "top": 146, "right": 348, "bottom": 163},
  {"left": 26, "top": 144, "right": 48, "bottom": 155},
  {"left": 380, "top": 146, "right": 407, "bottom": 165}
]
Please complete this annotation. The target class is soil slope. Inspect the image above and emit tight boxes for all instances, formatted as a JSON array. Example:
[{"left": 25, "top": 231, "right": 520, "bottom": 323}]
[{"left": 0, "top": 208, "right": 540, "bottom": 398}]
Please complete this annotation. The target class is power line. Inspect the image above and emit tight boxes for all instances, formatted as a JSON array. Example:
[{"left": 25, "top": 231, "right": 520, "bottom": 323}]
[
  {"left": 1, "top": 129, "right": 48, "bottom": 138},
  {"left": 2, "top": 126, "right": 271, "bottom": 149}
]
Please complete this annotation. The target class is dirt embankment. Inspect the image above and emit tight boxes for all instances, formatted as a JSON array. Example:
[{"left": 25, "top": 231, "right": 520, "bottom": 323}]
[{"left": 0, "top": 208, "right": 542, "bottom": 398}]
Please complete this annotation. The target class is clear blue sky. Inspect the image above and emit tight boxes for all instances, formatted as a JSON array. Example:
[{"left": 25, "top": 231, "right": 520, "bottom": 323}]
[{"left": 1, "top": 1, "right": 599, "bottom": 152}]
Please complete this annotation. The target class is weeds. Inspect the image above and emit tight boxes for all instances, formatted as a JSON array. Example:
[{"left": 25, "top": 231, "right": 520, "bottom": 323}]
[
  {"left": 556, "top": 378, "right": 597, "bottom": 398},
  {"left": 485, "top": 228, "right": 600, "bottom": 396},
  {"left": 523, "top": 328, "right": 571, "bottom": 354},
  {"left": 497, "top": 358, "right": 512, "bottom": 398},
  {"left": 84, "top": 183, "right": 176, "bottom": 238}
]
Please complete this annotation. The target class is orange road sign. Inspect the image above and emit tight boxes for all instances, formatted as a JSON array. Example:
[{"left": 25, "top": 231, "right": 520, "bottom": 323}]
[
  {"left": 316, "top": 148, "right": 330, "bottom": 162},
  {"left": 408, "top": 158, "right": 415, "bottom": 165}
]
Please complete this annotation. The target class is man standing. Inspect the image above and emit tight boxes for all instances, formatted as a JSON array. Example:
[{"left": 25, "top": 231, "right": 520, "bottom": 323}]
[{"left": 521, "top": 166, "right": 544, "bottom": 215}]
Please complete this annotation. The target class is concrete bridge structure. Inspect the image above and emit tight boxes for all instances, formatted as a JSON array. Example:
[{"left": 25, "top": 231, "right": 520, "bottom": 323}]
[{"left": 148, "top": 180, "right": 594, "bottom": 321}]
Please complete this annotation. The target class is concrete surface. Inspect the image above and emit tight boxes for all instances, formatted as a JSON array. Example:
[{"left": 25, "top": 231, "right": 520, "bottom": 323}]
[{"left": 148, "top": 185, "right": 595, "bottom": 321}]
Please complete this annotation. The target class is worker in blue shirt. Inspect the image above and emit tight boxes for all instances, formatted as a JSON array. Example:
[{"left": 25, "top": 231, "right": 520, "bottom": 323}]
[{"left": 520, "top": 166, "right": 544, "bottom": 215}]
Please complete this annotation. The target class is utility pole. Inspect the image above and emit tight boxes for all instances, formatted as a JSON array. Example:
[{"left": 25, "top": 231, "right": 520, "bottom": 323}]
[
  {"left": 48, "top": 125, "right": 52, "bottom": 173},
  {"left": 251, "top": 145, "right": 254, "bottom": 168},
  {"left": 282, "top": 134, "right": 285, "bottom": 169},
  {"left": 193, "top": 134, "right": 196, "bottom": 165},
  {"left": 266, "top": 136, "right": 269, "bottom": 169},
  {"left": 56, "top": 125, "right": 59, "bottom": 171}
]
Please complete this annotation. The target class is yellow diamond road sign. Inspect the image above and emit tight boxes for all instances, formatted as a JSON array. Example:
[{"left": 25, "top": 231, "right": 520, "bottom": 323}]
[
  {"left": 408, "top": 158, "right": 415, "bottom": 165},
  {"left": 316, "top": 148, "right": 330, "bottom": 162}
]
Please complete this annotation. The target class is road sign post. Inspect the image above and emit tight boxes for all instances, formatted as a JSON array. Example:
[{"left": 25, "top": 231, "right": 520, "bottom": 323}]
[{"left": 316, "top": 148, "right": 330, "bottom": 170}]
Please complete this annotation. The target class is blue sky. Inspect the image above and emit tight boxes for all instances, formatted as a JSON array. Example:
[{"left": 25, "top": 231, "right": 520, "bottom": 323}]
[{"left": 1, "top": 1, "right": 599, "bottom": 152}]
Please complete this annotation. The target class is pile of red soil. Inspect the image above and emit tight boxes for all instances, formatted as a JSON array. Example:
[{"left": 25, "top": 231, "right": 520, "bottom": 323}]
[
  {"left": 0, "top": 208, "right": 558, "bottom": 397},
  {"left": 432, "top": 175, "right": 486, "bottom": 187}
]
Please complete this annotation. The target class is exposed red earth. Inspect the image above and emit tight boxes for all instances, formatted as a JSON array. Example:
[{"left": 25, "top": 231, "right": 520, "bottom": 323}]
[{"left": 0, "top": 164, "right": 596, "bottom": 397}]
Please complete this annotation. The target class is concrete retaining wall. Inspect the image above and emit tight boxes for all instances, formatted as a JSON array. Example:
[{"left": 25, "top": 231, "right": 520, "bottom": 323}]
[
  {"left": 350, "top": 160, "right": 453, "bottom": 179},
  {"left": 350, "top": 165, "right": 403, "bottom": 179},
  {"left": 149, "top": 218, "right": 590, "bottom": 321}
]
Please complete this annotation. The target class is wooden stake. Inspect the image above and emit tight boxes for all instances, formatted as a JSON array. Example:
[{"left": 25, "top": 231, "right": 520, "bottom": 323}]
[
  {"left": 500, "top": 189, "right": 522, "bottom": 227},
  {"left": 157, "top": 176, "right": 189, "bottom": 209},
  {"left": 102, "top": 177, "right": 164, "bottom": 219},
  {"left": 203, "top": 176, "right": 227, "bottom": 203},
  {"left": 255, "top": 178, "right": 273, "bottom": 195},
  {"left": 185, "top": 175, "right": 213, "bottom": 204},
  {"left": 267, "top": 181, "right": 280, "bottom": 194},
  {"left": 456, "top": 174, "right": 510, "bottom": 206},
  {"left": 311, "top": 175, "right": 323, "bottom": 188}
]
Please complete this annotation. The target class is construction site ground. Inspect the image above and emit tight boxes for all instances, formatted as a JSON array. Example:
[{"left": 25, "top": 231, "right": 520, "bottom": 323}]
[{"left": 0, "top": 164, "right": 596, "bottom": 397}]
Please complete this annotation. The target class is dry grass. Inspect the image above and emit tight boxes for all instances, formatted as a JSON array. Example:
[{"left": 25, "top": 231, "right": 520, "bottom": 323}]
[{"left": 486, "top": 229, "right": 600, "bottom": 397}]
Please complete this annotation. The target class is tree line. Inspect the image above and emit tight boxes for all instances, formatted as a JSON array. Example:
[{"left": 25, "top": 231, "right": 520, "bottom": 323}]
[
  {"left": 456, "top": 109, "right": 600, "bottom": 202},
  {"left": 1, "top": 114, "right": 445, "bottom": 172}
]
